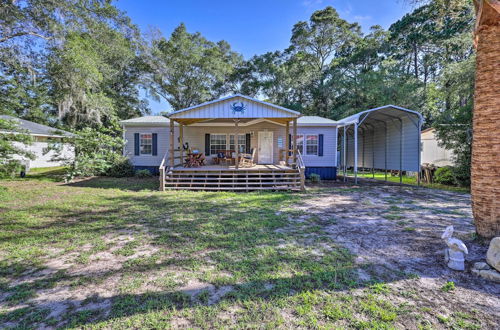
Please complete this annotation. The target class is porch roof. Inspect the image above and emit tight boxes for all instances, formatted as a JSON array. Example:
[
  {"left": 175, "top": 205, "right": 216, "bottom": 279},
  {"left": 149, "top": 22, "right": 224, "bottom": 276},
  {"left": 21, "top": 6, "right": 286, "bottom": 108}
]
[{"left": 168, "top": 94, "right": 300, "bottom": 125}]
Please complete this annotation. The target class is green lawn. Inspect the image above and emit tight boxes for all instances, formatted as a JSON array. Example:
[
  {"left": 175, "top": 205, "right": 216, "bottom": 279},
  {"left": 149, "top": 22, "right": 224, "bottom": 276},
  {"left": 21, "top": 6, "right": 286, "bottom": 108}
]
[
  {"left": 0, "top": 172, "right": 483, "bottom": 329},
  {"left": 343, "top": 170, "right": 470, "bottom": 193}
]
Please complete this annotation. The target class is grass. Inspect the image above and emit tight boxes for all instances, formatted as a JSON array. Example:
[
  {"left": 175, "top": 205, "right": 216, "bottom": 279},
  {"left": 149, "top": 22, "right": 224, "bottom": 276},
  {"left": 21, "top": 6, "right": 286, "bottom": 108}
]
[
  {"left": 0, "top": 173, "right": 482, "bottom": 329},
  {"left": 345, "top": 170, "right": 470, "bottom": 193}
]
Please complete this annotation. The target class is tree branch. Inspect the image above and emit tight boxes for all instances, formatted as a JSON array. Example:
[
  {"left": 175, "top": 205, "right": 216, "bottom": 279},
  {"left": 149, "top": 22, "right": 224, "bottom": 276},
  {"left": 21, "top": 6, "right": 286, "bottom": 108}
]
[{"left": 0, "top": 31, "right": 50, "bottom": 43}]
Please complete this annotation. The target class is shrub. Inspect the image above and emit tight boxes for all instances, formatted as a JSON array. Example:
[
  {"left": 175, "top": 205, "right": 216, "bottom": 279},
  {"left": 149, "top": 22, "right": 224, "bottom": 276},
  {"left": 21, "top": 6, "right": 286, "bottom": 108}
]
[
  {"left": 309, "top": 173, "right": 321, "bottom": 183},
  {"left": 434, "top": 166, "right": 455, "bottom": 186},
  {"left": 107, "top": 158, "right": 134, "bottom": 177},
  {"left": 135, "top": 169, "right": 152, "bottom": 178}
]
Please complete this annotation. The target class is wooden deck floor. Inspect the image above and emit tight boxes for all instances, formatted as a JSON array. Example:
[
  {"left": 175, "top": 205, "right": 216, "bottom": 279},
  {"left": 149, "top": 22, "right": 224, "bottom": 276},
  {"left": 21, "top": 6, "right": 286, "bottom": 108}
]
[{"left": 172, "top": 164, "right": 293, "bottom": 172}]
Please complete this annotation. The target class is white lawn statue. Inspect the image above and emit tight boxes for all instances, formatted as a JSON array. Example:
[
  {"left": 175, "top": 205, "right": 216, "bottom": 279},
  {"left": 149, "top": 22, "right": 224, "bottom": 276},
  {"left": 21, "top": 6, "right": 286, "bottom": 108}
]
[{"left": 441, "top": 226, "right": 468, "bottom": 271}]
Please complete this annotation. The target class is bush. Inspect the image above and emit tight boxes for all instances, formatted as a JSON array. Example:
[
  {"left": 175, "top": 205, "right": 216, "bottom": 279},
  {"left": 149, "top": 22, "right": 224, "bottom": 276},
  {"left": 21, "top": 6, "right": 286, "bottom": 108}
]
[
  {"left": 135, "top": 169, "right": 152, "bottom": 178},
  {"left": 309, "top": 173, "right": 321, "bottom": 183},
  {"left": 107, "top": 158, "right": 134, "bottom": 177},
  {"left": 434, "top": 166, "right": 455, "bottom": 185}
]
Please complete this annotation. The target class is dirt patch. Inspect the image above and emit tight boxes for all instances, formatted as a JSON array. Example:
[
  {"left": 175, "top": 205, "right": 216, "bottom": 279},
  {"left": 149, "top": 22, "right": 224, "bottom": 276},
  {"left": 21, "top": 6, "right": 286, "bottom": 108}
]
[{"left": 286, "top": 182, "right": 500, "bottom": 325}]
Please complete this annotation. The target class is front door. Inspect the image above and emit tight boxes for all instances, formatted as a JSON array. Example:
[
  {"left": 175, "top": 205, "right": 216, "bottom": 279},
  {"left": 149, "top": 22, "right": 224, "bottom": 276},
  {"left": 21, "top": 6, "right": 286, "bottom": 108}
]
[{"left": 258, "top": 131, "right": 273, "bottom": 164}]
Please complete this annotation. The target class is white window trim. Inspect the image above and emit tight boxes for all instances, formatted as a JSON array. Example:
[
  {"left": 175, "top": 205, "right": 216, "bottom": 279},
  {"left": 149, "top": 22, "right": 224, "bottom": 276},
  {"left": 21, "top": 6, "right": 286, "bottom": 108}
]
[
  {"left": 210, "top": 133, "right": 247, "bottom": 156},
  {"left": 140, "top": 133, "right": 153, "bottom": 155},
  {"left": 305, "top": 134, "right": 319, "bottom": 156},
  {"left": 210, "top": 133, "right": 228, "bottom": 155}
]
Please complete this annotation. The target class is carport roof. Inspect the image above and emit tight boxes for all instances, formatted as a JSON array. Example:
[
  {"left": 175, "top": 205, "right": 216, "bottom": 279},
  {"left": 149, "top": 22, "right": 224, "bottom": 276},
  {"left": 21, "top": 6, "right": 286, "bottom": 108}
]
[{"left": 337, "top": 105, "right": 423, "bottom": 127}]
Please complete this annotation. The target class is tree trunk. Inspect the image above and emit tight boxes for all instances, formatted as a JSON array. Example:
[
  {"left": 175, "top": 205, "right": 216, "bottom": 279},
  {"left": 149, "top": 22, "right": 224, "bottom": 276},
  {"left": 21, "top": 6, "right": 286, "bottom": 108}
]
[{"left": 471, "top": 0, "right": 500, "bottom": 237}]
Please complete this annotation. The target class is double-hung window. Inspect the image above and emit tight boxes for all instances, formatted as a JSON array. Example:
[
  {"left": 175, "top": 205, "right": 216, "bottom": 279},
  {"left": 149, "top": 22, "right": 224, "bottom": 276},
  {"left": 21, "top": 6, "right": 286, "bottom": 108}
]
[
  {"left": 140, "top": 133, "right": 152, "bottom": 155},
  {"left": 210, "top": 134, "right": 227, "bottom": 155},
  {"left": 305, "top": 135, "right": 318, "bottom": 155},
  {"left": 229, "top": 134, "right": 246, "bottom": 153}
]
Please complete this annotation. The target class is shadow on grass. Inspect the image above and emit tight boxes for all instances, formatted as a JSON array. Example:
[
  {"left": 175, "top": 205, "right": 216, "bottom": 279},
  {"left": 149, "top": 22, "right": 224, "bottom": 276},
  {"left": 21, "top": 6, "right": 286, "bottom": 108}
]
[
  {"left": 0, "top": 178, "right": 490, "bottom": 328},
  {"left": 64, "top": 176, "right": 159, "bottom": 191}
]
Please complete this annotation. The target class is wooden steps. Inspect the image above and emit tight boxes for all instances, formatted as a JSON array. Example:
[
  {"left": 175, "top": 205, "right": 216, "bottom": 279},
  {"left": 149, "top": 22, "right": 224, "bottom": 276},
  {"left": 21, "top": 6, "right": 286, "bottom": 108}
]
[{"left": 163, "top": 168, "right": 302, "bottom": 191}]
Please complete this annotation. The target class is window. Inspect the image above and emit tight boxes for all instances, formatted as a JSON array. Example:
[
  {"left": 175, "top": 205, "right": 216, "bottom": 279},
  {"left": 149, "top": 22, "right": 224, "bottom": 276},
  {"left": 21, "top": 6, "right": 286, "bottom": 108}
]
[
  {"left": 306, "top": 135, "right": 318, "bottom": 155},
  {"left": 210, "top": 134, "right": 227, "bottom": 155},
  {"left": 295, "top": 134, "right": 304, "bottom": 154},
  {"left": 230, "top": 134, "right": 246, "bottom": 153},
  {"left": 140, "top": 133, "right": 152, "bottom": 154}
]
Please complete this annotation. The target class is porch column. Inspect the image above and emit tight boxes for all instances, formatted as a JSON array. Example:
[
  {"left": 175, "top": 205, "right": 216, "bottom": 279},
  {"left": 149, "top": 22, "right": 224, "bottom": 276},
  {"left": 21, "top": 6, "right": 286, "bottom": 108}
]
[
  {"left": 235, "top": 119, "right": 240, "bottom": 169},
  {"left": 293, "top": 118, "right": 297, "bottom": 165},
  {"left": 169, "top": 120, "right": 175, "bottom": 168},
  {"left": 179, "top": 123, "right": 184, "bottom": 167},
  {"left": 285, "top": 121, "right": 290, "bottom": 165}
]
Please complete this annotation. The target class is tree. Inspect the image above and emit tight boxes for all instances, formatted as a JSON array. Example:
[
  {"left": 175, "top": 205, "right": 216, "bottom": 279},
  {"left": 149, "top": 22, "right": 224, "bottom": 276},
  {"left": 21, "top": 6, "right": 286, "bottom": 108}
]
[
  {"left": 0, "top": 117, "right": 34, "bottom": 177},
  {"left": 49, "top": 23, "right": 147, "bottom": 129},
  {"left": 470, "top": 0, "right": 500, "bottom": 237},
  {"left": 146, "top": 24, "right": 242, "bottom": 110},
  {"left": 288, "top": 7, "right": 362, "bottom": 116}
]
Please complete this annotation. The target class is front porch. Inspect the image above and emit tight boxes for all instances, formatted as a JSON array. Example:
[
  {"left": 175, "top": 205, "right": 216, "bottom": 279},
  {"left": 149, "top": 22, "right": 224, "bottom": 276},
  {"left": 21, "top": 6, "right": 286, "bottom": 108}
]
[
  {"left": 159, "top": 94, "right": 306, "bottom": 191},
  {"left": 164, "top": 164, "right": 303, "bottom": 191}
]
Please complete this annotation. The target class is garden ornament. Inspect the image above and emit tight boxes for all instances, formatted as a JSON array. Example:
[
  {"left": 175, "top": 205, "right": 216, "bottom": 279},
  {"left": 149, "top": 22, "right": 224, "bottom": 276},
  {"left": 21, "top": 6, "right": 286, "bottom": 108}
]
[{"left": 441, "top": 226, "right": 468, "bottom": 271}]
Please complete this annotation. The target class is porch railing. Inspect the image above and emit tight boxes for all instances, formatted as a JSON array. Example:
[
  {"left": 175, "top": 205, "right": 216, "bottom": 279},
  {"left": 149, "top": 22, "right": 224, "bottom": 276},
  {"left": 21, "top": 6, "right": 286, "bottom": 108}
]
[
  {"left": 159, "top": 149, "right": 182, "bottom": 191},
  {"left": 296, "top": 150, "right": 306, "bottom": 190}
]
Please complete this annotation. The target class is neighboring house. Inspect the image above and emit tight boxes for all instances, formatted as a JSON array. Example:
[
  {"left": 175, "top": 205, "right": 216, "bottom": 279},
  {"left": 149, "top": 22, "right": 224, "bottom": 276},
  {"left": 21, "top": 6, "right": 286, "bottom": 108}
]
[
  {"left": 120, "top": 95, "right": 422, "bottom": 190},
  {"left": 0, "top": 115, "right": 75, "bottom": 169},
  {"left": 421, "top": 128, "right": 454, "bottom": 167}
]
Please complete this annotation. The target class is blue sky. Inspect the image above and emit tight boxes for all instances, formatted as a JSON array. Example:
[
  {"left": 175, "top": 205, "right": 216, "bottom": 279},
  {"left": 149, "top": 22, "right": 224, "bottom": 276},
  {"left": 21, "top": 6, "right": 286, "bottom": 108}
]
[{"left": 115, "top": 0, "right": 414, "bottom": 114}]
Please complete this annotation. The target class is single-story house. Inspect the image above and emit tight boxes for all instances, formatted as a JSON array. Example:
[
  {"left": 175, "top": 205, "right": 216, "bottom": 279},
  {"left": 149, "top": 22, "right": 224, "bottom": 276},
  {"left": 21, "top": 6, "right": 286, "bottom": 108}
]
[
  {"left": 0, "top": 115, "right": 75, "bottom": 170},
  {"left": 421, "top": 128, "right": 454, "bottom": 167},
  {"left": 120, "top": 95, "right": 423, "bottom": 191}
]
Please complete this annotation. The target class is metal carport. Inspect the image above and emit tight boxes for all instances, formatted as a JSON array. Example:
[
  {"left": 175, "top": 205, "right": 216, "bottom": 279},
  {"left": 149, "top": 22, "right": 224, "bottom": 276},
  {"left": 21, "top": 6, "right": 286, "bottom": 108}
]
[{"left": 337, "top": 105, "right": 424, "bottom": 184}]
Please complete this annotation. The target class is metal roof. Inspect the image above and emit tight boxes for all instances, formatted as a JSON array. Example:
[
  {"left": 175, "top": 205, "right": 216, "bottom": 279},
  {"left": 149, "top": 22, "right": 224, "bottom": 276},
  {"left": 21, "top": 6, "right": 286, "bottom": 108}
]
[
  {"left": 168, "top": 94, "right": 301, "bottom": 118},
  {"left": 297, "top": 116, "right": 338, "bottom": 126},
  {"left": 0, "top": 115, "right": 75, "bottom": 137},
  {"left": 120, "top": 116, "right": 170, "bottom": 126},
  {"left": 337, "top": 105, "right": 424, "bottom": 127}
]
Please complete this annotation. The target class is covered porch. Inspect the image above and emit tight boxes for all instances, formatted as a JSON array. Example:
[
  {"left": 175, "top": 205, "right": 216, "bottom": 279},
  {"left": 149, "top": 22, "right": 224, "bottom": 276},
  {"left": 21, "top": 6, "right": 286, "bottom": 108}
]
[{"left": 159, "top": 94, "right": 306, "bottom": 191}]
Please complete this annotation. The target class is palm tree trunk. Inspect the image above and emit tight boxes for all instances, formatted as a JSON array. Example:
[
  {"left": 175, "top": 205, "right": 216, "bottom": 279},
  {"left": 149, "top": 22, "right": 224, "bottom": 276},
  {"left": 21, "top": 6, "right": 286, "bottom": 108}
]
[{"left": 471, "top": 0, "right": 500, "bottom": 238}]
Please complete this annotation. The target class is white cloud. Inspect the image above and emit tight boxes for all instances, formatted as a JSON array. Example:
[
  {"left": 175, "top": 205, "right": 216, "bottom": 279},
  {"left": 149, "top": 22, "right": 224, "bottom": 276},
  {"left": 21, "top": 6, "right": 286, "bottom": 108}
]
[{"left": 302, "top": 0, "right": 324, "bottom": 7}]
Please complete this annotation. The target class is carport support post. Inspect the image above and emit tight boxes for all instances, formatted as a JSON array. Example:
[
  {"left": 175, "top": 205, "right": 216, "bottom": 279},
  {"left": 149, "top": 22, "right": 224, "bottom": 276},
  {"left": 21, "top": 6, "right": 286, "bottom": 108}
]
[
  {"left": 372, "top": 128, "right": 375, "bottom": 179},
  {"left": 417, "top": 119, "right": 422, "bottom": 186},
  {"left": 354, "top": 123, "right": 358, "bottom": 184},
  {"left": 399, "top": 119, "right": 403, "bottom": 185},
  {"left": 169, "top": 120, "right": 175, "bottom": 168},
  {"left": 384, "top": 123, "right": 388, "bottom": 182},
  {"left": 343, "top": 126, "right": 346, "bottom": 181}
]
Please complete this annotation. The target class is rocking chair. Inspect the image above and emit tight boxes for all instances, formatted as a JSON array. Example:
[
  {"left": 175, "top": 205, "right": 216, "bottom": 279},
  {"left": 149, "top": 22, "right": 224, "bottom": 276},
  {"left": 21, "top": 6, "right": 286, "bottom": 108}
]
[{"left": 239, "top": 148, "right": 256, "bottom": 168}]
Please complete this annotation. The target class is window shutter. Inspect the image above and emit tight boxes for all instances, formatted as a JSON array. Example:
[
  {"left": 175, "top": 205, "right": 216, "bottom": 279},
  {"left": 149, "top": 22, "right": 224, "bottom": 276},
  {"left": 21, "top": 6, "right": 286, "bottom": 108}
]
[
  {"left": 318, "top": 134, "right": 324, "bottom": 156},
  {"left": 245, "top": 133, "right": 251, "bottom": 153},
  {"left": 152, "top": 133, "right": 158, "bottom": 156},
  {"left": 289, "top": 134, "right": 292, "bottom": 156},
  {"left": 134, "top": 133, "right": 140, "bottom": 155},
  {"left": 205, "top": 133, "right": 210, "bottom": 155}
]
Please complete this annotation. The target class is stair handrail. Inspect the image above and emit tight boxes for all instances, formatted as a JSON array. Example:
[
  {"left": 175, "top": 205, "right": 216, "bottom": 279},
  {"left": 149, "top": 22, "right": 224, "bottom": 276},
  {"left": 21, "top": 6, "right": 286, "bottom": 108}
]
[
  {"left": 296, "top": 150, "right": 306, "bottom": 191},
  {"left": 159, "top": 152, "right": 169, "bottom": 191}
]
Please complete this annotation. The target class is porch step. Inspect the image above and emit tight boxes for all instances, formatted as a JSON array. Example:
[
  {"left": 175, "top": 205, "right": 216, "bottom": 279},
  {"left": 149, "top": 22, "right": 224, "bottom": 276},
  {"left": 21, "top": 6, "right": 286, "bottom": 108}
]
[{"left": 163, "top": 169, "right": 302, "bottom": 191}]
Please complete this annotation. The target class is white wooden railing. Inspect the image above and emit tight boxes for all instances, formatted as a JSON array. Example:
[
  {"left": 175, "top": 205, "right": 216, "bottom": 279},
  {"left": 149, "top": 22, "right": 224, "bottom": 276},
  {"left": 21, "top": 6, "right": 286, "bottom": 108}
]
[
  {"left": 159, "top": 149, "right": 183, "bottom": 191},
  {"left": 296, "top": 150, "right": 306, "bottom": 191}
]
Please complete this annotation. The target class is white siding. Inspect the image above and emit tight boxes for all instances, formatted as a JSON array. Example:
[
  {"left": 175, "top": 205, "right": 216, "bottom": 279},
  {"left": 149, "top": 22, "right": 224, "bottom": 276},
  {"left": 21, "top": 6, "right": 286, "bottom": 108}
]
[
  {"left": 297, "top": 126, "right": 337, "bottom": 167},
  {"left": 123, "top": 125, "right": 175, "bottom": 167},
  {"left": 12, "top": 139, "right": 74, "bottom": 168},
  {"left": 421, "top": 129, "right": 454, "bottom": 166},
  {"left": 122, "top": 123, "right": 338, "bottom": 168},
  {"left": 171, "top": 96, "right": 297, "bottom": 119}
]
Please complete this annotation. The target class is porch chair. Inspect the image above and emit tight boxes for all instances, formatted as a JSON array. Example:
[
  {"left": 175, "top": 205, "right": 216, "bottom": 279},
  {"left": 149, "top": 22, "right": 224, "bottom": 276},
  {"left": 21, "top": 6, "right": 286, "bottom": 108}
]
[{"left": 239, "top": 148, "right": 256, "bottom": 168}]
